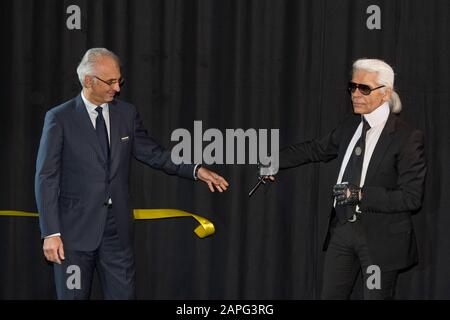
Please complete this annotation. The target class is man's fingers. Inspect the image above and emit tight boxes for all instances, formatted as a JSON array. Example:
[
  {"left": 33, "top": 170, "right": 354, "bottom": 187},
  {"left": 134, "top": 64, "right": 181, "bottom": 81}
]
[
  {"left": 333, "top": 184, "right": 348, "bottom": 197},
  {"left": 58, "top": 245, "right": 65, "bottom": 261},
  {"left": 218, "top": 178, "right": 228, "bottom": 190},
  {"left": 336, "top": 192, "right": 347, "bottom": 200},
  {"left": 211, "top": 175, "right": 228, "bottom": 191},
  {"left": 199, "top": 169, "right": 229, "bottom": 192},
  {"left": 209, "top": 176, "right": 224, "bottom": 192},
  {"left": 43, "top": 237, "right": 64, "bottom": 264},
  {"left": 46, "top": 249, "right": 61, "bottom": 264},
  {"left": 221, "top": 177, "right": 229, "bottom": 187},
  {"left": 44, "top": 251, "right": 51, "bottom": 262},
  {"left": 211, "top": 174, "right": 221, "bottom": 184},
  {"left": 51, "top": 248, "right": 62, "bottom": 264},
  {"left": 54, "top": 254, "right": 62, "bottom": 264},
  {"left": 219, "top": 177, "right": 229, "bottom": 187},
  {"left": 334, "top": 190, "right": 346, "bottom": 197},
  {"left": 333, "top": 183, "right": 347, "bottom": 189}
]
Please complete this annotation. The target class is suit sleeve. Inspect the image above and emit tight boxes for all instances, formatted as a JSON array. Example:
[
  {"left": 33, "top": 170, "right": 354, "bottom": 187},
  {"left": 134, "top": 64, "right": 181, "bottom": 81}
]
[
  {"left": 35, "top": 111, "right": 63, "bottom": 239},
  {"left": 360, "top": 130, "right": 426, "bottom": 213},
  {"left": 279, "top": 125, "right": 342, "bottom": 170},
  {"left": 131, "top": 107, "right": 195, "bottom": 179}
]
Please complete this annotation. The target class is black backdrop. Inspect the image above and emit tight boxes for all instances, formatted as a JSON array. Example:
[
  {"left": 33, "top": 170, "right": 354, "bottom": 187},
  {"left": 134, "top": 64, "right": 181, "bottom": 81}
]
[{"left": 0, "top": 0, "right": 449, "bottom": 299}]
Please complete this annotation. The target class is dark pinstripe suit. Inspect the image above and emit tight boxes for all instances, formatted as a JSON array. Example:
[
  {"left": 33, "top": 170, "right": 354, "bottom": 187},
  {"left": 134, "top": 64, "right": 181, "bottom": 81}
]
[{"left": 35, "top": 94, "right": 195, "bottom": 298}]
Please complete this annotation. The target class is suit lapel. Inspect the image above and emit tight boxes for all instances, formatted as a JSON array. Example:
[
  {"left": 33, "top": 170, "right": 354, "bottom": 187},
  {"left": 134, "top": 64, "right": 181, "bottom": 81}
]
[
  {"left": 364, "top": 113, "right": 396, "bottom": 184},
  {"left": 73, "top": 95, "right": 106, "bottom": 162},
  {"left": 108, "top": 100, "right": 122, "bottom": 178}
]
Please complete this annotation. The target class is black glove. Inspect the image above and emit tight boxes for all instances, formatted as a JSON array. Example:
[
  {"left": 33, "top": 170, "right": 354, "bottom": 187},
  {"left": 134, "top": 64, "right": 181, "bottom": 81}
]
[{"left": 333, "top": 183, "right": 361, "bottom": 205}]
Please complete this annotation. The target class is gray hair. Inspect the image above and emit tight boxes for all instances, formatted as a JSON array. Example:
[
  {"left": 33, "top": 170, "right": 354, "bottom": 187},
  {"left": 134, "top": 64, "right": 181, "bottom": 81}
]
[
  {"left": 76, "top": 48, "right": 120, "bottom": 87},
  {"left": 352, "top": 58, "right": 402, "bottom": 113}
]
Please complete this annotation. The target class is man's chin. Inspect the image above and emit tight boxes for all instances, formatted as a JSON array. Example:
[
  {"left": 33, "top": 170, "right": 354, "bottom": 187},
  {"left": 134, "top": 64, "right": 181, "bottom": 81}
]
[{"left": 352, "top": 105, "right": 365, "bottom": 114}]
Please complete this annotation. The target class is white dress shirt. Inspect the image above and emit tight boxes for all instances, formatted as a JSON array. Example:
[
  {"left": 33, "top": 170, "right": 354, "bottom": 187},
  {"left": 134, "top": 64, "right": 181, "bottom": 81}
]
[
  {"left": 335, "top": 102, "right": 390, "bottom": 211},
  {"left": 81, "top": 91, "right": 111, "bottom": 143},
  {"left": 81, "top": 92, "right": 113, "bottom": 208}
]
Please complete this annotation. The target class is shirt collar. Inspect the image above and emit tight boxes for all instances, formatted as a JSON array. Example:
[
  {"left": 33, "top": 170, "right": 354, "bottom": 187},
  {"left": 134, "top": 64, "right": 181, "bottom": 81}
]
[
  {"left": 81, "top": 91, "right": 109, "bottom": 113},
  {"left": 362, "top": 101, "right": 390, "bottom": 128}
]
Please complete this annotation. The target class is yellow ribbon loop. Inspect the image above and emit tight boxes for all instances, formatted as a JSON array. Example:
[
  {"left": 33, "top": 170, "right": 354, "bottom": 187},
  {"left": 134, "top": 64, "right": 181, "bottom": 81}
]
[
  {"left": 0, "top": 209, "right": 215, "bottom": 239},
  {"left": 133, "top": 209, "right": 215, "bottom": 238}
]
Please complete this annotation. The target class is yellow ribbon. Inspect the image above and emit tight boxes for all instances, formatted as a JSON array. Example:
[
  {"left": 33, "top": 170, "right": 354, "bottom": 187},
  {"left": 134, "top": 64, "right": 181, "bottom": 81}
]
[
  {"left": 0, "top": 209, "right": 215, "bottom": 239},
  {"left": 0, "top": 210, "right": 39, "bottom": 217},
  {"left": 133, "top": 209, "right": 215, "bottom": 238}
]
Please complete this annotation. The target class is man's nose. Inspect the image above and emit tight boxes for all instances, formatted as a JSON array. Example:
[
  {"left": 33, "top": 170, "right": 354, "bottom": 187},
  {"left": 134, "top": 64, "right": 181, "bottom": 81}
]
[
  {"left": 112, "top": 82, "right": 121, "bottom": 92},
  {"left": 352, "top": 88, "right": 363, "bottom": 98}
]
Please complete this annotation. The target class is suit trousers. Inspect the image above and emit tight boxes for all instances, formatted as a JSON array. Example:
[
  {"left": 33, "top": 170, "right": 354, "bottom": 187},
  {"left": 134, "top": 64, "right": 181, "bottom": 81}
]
[
  {"left": 53, "top": 207, "right": 136, "bottom": 299},
  {"left": 321, "top": 217, "right": 398, "bottom": 300}
]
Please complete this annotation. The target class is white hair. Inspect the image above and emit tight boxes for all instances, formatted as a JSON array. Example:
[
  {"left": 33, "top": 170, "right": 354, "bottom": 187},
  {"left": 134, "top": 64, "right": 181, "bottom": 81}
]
[
  {"left": 352, "top": 58, "right": 402, "bottom": 113},
  {"left": 76, "top": 48, "right": 120, "bottom": 87}
]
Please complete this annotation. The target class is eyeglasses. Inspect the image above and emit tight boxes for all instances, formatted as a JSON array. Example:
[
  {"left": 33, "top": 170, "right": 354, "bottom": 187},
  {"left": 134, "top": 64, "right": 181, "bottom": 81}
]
[
  {"left": 348, "top": 82, "right": 384, "bottom": 95},
  {"left": 93, "top": 76, "right": 125, "bottom": 87}
]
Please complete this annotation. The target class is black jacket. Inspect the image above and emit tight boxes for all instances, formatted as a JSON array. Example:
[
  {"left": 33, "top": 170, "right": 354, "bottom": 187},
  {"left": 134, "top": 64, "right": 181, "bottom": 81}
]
[{"left": 279, "top": 112, "right": 426, "bottom": 271}]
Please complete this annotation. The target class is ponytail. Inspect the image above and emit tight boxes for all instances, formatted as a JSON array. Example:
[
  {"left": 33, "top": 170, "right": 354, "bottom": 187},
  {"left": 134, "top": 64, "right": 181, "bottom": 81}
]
[{"left": 389, "top": 90, "right": 402, "bottom": 114}]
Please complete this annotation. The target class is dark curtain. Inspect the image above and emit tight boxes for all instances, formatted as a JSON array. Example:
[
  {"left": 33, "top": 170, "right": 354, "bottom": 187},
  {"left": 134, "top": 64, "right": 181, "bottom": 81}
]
[{"left": 0, "top": 0, "right": 449, "bottom": 299}]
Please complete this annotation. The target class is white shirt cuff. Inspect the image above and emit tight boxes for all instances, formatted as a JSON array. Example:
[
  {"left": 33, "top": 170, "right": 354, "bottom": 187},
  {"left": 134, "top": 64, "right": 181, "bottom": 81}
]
[
  {"left": 193, "top": 164, "right": 201, "bottom": 180},
  {"left": 45, "top": 233, "right": 61, "bottom": 239}
]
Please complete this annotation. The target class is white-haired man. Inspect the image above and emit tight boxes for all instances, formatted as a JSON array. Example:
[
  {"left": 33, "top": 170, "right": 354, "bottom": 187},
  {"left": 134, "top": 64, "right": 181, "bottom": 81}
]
[
  {"left": 271, "top": 59, "right": 426, "bottom": 299},
  {"left": 35, "top": 48, "right": 229, "bottom": 299}
]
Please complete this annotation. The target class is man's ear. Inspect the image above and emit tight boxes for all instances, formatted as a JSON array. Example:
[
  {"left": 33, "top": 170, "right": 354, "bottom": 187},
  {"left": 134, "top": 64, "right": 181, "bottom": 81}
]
[
  {"left": 382, "top": 87, "right": 392, "bottom": 102},
  {"left": 84, "top": 75, "right": 93, "bottom": 88}
]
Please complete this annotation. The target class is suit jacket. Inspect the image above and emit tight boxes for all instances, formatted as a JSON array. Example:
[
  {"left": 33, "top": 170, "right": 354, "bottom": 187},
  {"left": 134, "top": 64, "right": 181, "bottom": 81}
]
[
  {"left": 35, "top": 95, "right": 195, "bottom": 251},
  {"left": 279, "top": 113, "right": 427, "bottom": 271}
]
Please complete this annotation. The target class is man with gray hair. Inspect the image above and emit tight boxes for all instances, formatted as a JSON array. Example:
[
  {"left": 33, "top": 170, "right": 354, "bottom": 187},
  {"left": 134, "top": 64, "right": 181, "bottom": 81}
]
[
  {"left": 35, "top": 48, "right": 229, "bottom": 299},
  {"left": 269, "top": 58, "right": 426, "bottom": 299}
]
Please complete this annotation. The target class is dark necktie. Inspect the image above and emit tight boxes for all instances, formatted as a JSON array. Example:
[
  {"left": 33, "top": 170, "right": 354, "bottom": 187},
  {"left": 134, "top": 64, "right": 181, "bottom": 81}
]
[
  {"left": 95, "top": 106, "right": 110, "bottom": 162},
  {"left": 335, "top": 118, "right": 371, "bottom": 223}
]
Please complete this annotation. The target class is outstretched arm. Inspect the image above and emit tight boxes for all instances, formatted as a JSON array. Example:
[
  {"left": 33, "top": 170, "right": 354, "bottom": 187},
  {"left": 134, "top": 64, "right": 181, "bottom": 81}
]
[{"left": 131, "top": 107, "right": 229, "bottom": 192}]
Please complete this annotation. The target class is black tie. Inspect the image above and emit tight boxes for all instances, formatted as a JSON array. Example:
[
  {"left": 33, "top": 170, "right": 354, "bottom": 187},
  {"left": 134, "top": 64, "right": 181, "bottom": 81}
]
[
  {"left": 95, "top": 106, "right": 110, "bottom": 162},
  {"left": 335, "top": 117, "right": 371, "bottom": 223}
]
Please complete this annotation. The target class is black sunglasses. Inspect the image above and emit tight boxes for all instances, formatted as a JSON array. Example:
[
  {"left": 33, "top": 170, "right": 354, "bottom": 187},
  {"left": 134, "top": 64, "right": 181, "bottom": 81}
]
[{"left": 348, "top": 82, "right": 384, "bottom": 95}]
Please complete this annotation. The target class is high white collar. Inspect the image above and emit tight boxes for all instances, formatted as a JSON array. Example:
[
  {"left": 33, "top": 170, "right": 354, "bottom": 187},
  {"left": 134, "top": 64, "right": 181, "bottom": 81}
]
[{"left": 362, "top": 101, "right": 390, "bottom": 128}]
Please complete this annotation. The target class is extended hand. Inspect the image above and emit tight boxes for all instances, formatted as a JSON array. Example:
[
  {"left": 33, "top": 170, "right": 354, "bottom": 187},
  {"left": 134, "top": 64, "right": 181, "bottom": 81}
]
[
  {"left": 43, "top": 236, "right": 65, "bottom": 264},
  {"left": 197, "top": 167, "right": 229, "bottom": 192},
  {"left": 333, "top": 183, "right": 361, "bottom": 205}
]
